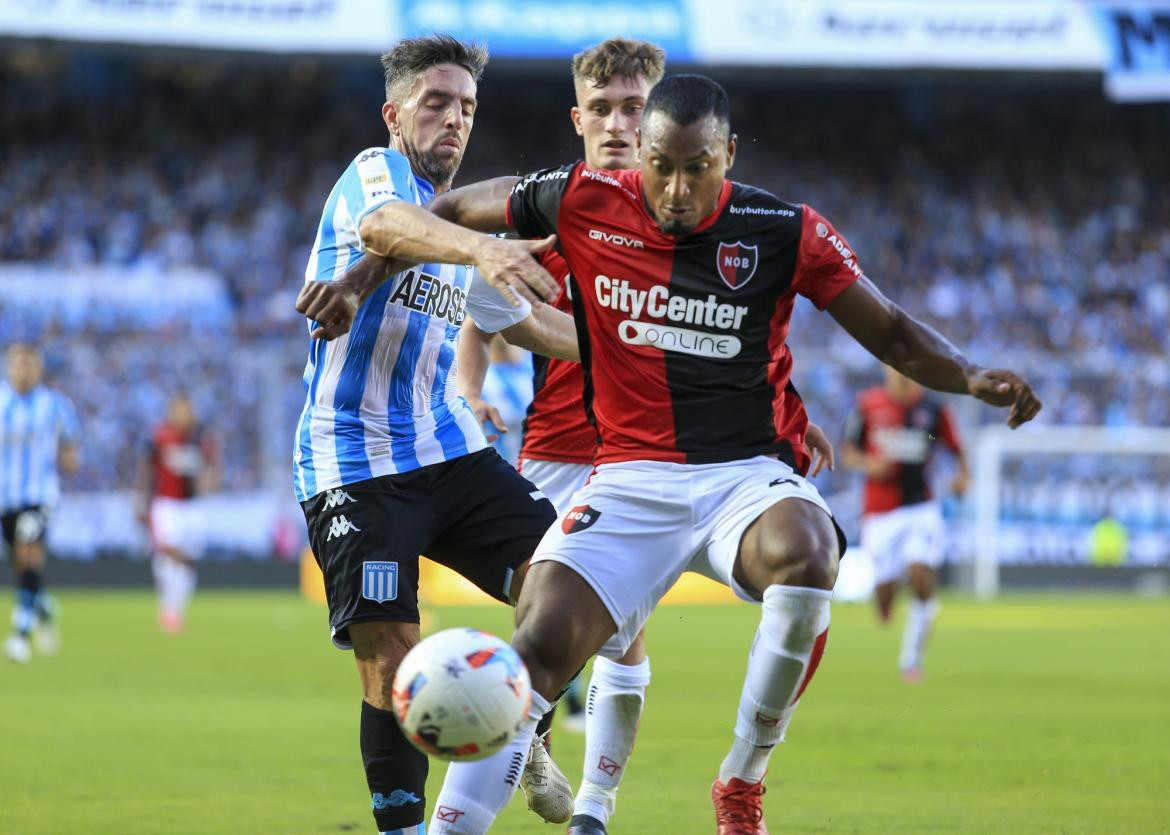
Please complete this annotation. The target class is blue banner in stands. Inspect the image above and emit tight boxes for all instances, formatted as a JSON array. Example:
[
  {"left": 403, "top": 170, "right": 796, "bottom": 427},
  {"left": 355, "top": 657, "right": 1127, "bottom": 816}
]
[{"left": 398, "top": 0, "right": 692, "bottom": 60}]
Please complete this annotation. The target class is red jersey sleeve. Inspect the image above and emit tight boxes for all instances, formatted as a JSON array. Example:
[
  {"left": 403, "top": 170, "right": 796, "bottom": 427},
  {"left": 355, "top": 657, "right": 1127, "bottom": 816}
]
[
  {"left": 791, "top": 205, "right": 865, "bottom": 310},
  {"left": 935, "top": 406, "right": 963, "bottom": 455}
]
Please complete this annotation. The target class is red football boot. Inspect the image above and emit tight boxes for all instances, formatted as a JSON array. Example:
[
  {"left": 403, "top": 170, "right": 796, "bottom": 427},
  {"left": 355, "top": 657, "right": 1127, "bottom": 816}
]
[{"left": 711, "top": 776, "right": 769, "bottom": 834}]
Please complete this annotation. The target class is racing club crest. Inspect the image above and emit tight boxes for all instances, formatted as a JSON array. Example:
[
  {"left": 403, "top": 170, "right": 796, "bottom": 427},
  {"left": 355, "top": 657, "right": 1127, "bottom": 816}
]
[{"left": 716, "top": 241, "right": 759, "bottom": 290}]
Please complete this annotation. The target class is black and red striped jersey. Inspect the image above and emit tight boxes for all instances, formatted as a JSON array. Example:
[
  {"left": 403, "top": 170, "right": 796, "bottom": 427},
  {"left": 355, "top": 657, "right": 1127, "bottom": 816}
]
[
  {"left": 519, "top": 250, "right": 597, "bottom": 465},
  {"left": 845, "top": 386, "right": 963, "bottom": 514},
  {"left": 506, "top": 162, "right": 862, "bottom": 474}
]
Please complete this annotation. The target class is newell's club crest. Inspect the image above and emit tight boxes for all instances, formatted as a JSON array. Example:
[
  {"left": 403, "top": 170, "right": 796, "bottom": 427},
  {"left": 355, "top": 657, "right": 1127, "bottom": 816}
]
[
  {"left": 716, "top": 241, "right": 759, "bottom": 290},
  {"left": 362, "top": 561, "right": 399, "bottom": 603},
  {"left": 562, "top": 505, "right": 601, "bottom": 535}
]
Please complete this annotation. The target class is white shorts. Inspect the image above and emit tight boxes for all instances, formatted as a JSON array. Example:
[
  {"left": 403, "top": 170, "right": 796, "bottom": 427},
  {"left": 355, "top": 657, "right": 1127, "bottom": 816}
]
[
  {"left": 519, "top": 458, "right": 594, "bottom": 514},
  {"left": 861, "top": 501, "right": 944, "bottom": 585},
  {"left": 530, "top": 456, "right": 835, "bottom": 659},
  {"left": 150, "top": 497, "right": 205, "bottom": 560}
]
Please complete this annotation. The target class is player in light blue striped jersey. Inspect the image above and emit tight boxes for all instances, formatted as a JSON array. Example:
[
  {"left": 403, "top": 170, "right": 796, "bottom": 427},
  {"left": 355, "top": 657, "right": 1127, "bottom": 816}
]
[
  {"left": 1, "top": 343, "right": 79, "bottom": 664},
  {"left": 292, "top": 35, "right": 578, "bottom": 835}
]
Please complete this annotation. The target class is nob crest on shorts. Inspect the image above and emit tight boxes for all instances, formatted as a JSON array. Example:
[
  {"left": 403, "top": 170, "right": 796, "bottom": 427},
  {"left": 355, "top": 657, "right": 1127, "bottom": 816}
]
[{"left": 562, "top": 504, "right": 601, "bottom": 535}]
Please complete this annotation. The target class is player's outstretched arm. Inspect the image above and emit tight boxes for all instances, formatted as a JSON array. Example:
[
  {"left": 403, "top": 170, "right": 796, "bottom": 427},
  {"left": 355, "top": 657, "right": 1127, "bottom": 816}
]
[
  {"left": 296, "top": 256, "right": 410, "bottom": 340},
  {"left": 427, "top": 177, "right": 521, "bottom": 232},
  {"left": 360, "top": 200, "right": 558, "bottom": 306},
  {"left": 827, "top": 277, "right": 1042, "bottom": 428},
  {"left": 500, "top": 305, "right": 579, "bottom": 363}
]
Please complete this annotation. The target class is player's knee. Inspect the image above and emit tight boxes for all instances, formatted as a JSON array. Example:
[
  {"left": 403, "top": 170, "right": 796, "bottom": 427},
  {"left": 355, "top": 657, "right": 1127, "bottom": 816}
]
[
  {"left": 511, "top": 622, "right": 576, "bottom": 699},
  {"left": 756, "top": 524, "right": 839, "bottom": 591}
]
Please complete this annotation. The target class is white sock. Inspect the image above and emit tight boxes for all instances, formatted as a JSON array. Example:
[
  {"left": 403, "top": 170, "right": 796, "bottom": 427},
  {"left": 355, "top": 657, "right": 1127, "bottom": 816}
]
[
  {"left": 429, "top": 690, "right": 551, "bottom": 833},
  {"left": 899, "top": 597, "right": 939, "bottom": 671},
  {"left": 154, "top": 555, "right": 197, "bottom": 617},
  {"left": 573, "top": 656, "right": 651, "bottom": 823},
  {"left": 719, "top": 585, "right": 831, "bottom": 785}
]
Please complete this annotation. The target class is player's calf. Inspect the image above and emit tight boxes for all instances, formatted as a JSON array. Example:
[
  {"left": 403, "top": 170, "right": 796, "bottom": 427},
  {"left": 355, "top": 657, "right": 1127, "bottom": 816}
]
[{"left": 351, "top": 621, "right": 428, "bottom": 833}]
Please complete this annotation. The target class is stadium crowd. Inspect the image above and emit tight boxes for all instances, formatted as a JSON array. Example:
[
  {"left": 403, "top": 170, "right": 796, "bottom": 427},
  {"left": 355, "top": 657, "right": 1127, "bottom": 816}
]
[{"left": 1, "top": 51, "right": 1167, "bottom": 500}]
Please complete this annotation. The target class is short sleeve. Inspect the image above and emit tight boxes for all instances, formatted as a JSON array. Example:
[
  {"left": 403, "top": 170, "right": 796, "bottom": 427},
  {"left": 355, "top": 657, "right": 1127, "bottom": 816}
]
[
  {"left": 341, "top": 148, "right": 418, "bottom": 249},
  {"left": 791, "top": 206, "right": 866, "bottom": 310},
  {"left": 465, "top": 269, "right": 533, "bottom": 333},
  {"left": 935, "top": 406, "right": 963, "bottom": 454},
  {"left": 506, "top": 163, "right": 579, "bottom": 240}
]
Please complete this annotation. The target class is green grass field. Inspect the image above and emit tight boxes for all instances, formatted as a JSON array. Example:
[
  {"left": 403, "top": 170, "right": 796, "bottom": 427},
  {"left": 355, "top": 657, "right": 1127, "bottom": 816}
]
[{"left": 1, "top": 591, "right": 1168, "bottom": 834}]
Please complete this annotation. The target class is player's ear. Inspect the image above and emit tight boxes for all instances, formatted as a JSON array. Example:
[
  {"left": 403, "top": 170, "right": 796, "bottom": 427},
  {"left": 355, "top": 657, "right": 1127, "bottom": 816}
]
[
  {"left": 726, "top": 133, "right": 737, "bottom": 171},
  {"left": 382, "top": 101, "right": 402, "bottom": 138},
  {"left": 570, "top": 106, "right": 585, "bottom": 137}
]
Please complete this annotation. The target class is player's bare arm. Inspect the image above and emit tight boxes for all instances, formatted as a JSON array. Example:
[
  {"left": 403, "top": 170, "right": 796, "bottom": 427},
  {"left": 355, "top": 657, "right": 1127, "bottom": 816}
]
[
  {"left": 296, "top": 255, "right": 411, "bottom": 340},
  {"left": 804, "top": 423, "right": 835, "bottom": 477},
  {"left": 499, "top": 304, "right": 579, "bottom": 363},
  {"left": 360, "top": 199, "right": 558, "bottom": 306},
  {"left": 827, "top": 277, "right": 1042, "bottom": 428},
  {"left": 455, "top": 320, "right": 505, "bottom": 439},
  {"left": 426, "top": 176, "right": 521, "bottom": 232}
]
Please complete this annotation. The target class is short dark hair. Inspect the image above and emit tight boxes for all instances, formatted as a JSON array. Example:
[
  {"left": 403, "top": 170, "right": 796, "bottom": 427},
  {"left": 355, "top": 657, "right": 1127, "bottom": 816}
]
[
  {"left": 571, "top": 38, "right": 666, "bottom": 88},
  {"left": 643, "top": 74, "right": 730, "bottom": 131},
  {"left": 380, "top": 34, "right": 489, "bottom": 100}
]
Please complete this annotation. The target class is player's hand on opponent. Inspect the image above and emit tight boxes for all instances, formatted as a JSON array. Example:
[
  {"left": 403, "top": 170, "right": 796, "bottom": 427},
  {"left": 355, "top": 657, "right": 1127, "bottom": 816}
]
[
  {"left": 296, "top": 256, "right": 408, "bottom": 340},
  {"left": 866, "top": 454, "right": 895, "bottom": 479},
  {"left": 466, "top": 395, "right": 508, "bottom": 442},
  {"left": 965, "top": 369, "right": 1043, "bottom": 429},
  {"left": 950, "top": 472, "right": 970, "bottom": 496},
  {"left": 475, "top": 235, "right": 559, "bottom": 306},
  {"left": 804, "top": 422, "right": 835, "bottom": 476}
]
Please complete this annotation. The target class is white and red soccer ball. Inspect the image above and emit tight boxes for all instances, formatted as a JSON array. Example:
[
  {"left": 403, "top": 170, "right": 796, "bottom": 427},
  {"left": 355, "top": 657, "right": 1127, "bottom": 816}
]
[{"left": 391, "top": 628, "right": 532, "bottom": 761}]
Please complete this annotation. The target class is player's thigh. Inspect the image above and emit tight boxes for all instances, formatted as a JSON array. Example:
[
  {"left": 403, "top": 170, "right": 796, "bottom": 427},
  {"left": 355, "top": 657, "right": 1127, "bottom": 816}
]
[
  {"left": 301, "top": 479, "right": 432, "bottom": 651},
  {"left": 9, "top": 507, "right": 49, "bottom": 569},
  {"left": 529, "top": 462, "right": 695, "bottom": 661},
  {"left": 350, "top": 619, "right": 422, "bottom": 708},
  {"left": 698, "top": 458, "right": 844, "bottom": 598},
  {"left": 513, "top": 559, "right": 620, "bottom": 698},
  {"left": 519, "top": 458, "right": 594, "bottom": 515},
  {"left": 427, "top": 448, "right": 558, "bottom": 605}
]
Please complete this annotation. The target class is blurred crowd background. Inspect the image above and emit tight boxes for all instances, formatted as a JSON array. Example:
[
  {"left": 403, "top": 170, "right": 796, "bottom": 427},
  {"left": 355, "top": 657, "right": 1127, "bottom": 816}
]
[{"left": 1, "top": 46, "right": 1167, "bottom": 564}]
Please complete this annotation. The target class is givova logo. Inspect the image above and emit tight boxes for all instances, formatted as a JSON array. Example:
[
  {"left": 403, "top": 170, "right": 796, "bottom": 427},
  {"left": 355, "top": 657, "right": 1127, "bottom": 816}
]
[{"left": 562, "top": 505, "right": 601, "bottom": 535}]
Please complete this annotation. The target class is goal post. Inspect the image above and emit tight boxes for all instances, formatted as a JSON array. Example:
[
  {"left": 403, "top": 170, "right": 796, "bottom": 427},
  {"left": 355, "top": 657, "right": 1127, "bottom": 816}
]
[{"left": 968, "top": 425, "right": 1170, "bottom": 599}]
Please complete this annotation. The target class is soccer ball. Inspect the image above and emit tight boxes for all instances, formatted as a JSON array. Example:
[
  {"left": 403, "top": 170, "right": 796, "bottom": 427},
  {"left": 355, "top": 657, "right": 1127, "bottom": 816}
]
[{"left": 392, "top": 628, "right": 532, "bottom": 761}]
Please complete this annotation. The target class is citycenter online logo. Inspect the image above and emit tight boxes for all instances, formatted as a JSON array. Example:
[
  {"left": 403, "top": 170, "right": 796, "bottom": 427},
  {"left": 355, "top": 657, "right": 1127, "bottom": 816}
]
[{"left": 595, "top": 274, "right": 746, "bottom": 359}]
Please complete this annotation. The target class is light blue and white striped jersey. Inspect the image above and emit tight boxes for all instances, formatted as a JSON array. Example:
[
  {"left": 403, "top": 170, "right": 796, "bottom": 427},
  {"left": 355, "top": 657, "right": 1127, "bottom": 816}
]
[
  {"left": 293, "top": 147, "right": 531, "bottom": 502},
  {"left": 0, "top": 382, "right": 80, "bottom": 512}
]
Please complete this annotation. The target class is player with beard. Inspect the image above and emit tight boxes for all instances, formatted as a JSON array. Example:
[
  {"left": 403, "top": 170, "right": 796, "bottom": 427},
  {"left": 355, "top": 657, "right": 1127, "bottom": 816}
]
[
  {"left": 292, "top": 35, "right": 579, "bottom": 834},
  {"left": 454, "top": 39, "right": 834, "bottom": 835},
  {"left": 419, "top": 74, "right": 1041, "bottom": 834}
]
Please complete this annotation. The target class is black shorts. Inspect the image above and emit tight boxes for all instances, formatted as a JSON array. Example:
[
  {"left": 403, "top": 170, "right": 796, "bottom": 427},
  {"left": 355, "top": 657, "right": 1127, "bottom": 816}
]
[
  {"left": 301, "top": 448, "right": 556, "bottom": 649},
  {"left": 1, "top": 506, "right": 49, "bottom": 552}
]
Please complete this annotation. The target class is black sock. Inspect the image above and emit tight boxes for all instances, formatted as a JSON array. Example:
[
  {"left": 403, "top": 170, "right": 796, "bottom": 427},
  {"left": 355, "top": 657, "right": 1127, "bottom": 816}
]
[
  {"left": 18, "top": 568, "right": 41, "bottom": 596},
  {"left": 361, "top": 700, "right": 428, "bottom": 832},
  {"left": 535, "top": 702, "right": 557, "bottom": 739}
]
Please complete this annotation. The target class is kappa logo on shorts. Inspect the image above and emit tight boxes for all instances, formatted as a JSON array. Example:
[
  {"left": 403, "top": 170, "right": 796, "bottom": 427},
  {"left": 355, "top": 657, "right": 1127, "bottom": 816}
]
[
  {"left": 562, "top": 504, "right": 601, "bottom": 535},
  {"left": 769, "top": 477, "right": 798, "bottom": 488},
  {"left": 326, "top": 514, "right": 361, "bottom": 540},
  {"left": 362, "top": 561, "right": 399, "bottom": 603},
  {"left": 323, "top": 488, "right": 356, "bottom": 509}
]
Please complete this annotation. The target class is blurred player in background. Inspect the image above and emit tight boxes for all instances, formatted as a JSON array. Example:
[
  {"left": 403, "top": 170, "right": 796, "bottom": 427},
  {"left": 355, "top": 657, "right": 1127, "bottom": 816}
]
[
  {"left": 458, "top": 38, "right": 837, "bottom": 835},
  {"left": 1, "top": 342, "right": 80, "bottom": 663},
  {"left": 841, "top": 365, "right": 968, "bottom": 682},
  {"left": 291, "top": 35, "right": 581, "bottom": 834},
  {"left": 136, "top": 392, "right": 219, "bottom": 634}
]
